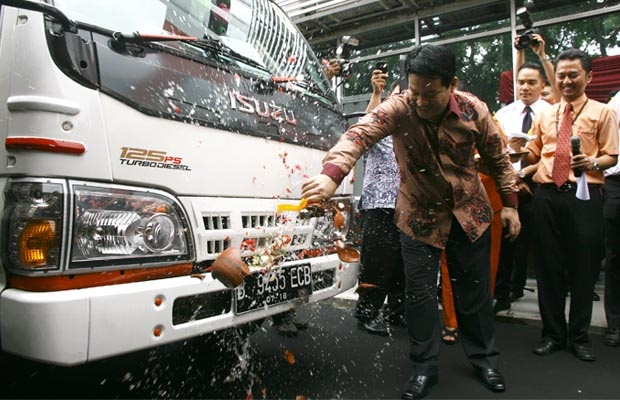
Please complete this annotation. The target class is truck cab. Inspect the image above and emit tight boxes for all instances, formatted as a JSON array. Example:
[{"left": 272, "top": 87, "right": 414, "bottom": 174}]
[{"left": 0, "top": 0, "right": 359, "bottom": 365}]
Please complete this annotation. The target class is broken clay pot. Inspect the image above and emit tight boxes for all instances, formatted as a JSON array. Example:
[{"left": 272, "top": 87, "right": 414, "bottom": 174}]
[
  {"left": 337, "top": 246, "right": 360, "bottom": 263},
  {"left": 211, "top": 247, "right": 252, "bottom": 288}
]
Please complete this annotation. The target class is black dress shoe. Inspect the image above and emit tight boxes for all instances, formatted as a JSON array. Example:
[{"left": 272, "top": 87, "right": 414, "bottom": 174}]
[
  {"left": 354, "top": 307, "right": 372, "bottom": 323},
  {"left": 401, "top": 374, "right": 438, "bottom": 399},
  {"left": 360, "top": 314, "right": 390, "bottom": 336},
  {"left": 493, "top": 298, "right": 511, "bottom": 313},
  {"left": 533, "top": 339, "right": 564, "bottom": 355},
  {"left": 509, "top": 290, "right": 524, "bottom": 302},
  {"left": 387, "top": 313, "right": 407, "bottom": 328},
  {"left": 475, "top": 368, "right": 506, "bottom": 392},
  {"left": 571, "top": 343, "right": 596, "bottom": 361},
  {"left": 604, "top": 327, "right": 620, "bottom": 347}
]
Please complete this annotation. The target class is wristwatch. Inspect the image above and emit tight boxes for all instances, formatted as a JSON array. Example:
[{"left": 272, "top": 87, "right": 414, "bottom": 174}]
[
  {"left": 592, "top": 159, "right": 601, "bottom": 171},
  {"left": 541, "top": 55, "right": 551, "bottom": 62},
  {"left": 518, "top": 169, "right": 526, "bottom": 179}
]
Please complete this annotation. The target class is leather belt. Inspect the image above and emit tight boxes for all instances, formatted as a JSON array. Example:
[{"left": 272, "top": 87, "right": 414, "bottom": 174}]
[
  {"left": 540, "top": 182, "right": 601, "bottom": 192},
  {"left": 540, "top": 182, "right": 576, "bottom": 192}
]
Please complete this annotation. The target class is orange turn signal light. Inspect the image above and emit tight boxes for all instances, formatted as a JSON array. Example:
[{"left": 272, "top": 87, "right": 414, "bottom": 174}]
[{"left": 19, "top": 220, "right": 57, "bottom": 267}]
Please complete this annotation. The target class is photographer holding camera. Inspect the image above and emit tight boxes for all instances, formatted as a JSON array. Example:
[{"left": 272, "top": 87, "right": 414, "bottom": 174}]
[
  {"left": 514, "top": 8, "right": 560, "bottom": 104},
  {"left": 323, "top": 59, "right": 342, "bottom": 80},
  {"left": 514, "top": 33, "right": 560, "bottom": 104}
]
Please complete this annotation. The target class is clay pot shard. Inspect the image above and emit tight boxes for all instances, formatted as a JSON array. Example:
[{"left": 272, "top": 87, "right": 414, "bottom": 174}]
[
  {"left": 355, "top": 282, "right": 379, "bottom": 295},
  {"left": 337, "top": 246, "right": 360, "bottom": 263},
  {"left": 332, "top": 206, "right": 345, "bottom": 229},
  {"left": 211, "top": 247, "right": 252, "bottom": 288}
]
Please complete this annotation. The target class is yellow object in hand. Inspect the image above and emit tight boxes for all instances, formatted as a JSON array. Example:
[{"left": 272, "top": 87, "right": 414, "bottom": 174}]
[{"left": 276, "top": 198, "right": 308, "bottom": 213}]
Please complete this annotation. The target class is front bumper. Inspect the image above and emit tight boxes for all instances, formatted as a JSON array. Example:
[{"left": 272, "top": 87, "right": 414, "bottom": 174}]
[{"left": 0, "top": 254, "right": 357, "bottom": 365}]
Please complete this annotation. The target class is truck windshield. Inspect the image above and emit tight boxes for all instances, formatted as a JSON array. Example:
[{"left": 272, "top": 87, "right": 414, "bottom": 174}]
[{"left": 51, "top": 0, "right": 336, "bottom": 101}]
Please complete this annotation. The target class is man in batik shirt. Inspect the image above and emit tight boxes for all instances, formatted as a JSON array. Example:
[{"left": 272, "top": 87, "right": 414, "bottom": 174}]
[{"left": 302, "top": 44, "right": 520, "bottom": 399}]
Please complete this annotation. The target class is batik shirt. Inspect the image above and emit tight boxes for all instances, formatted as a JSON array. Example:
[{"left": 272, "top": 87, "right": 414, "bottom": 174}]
[
  {"left": 359, "top": 136, "right": 399, "bottom": 210},
  {"left": 321, "top": 90, "right": 518, "bottom": 249}
]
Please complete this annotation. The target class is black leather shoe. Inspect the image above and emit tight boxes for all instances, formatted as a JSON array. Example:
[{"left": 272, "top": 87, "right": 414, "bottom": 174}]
[
  {"left": 354, "top": 308, "right": 372, "bottom": 323},
  {"left": 360, "top": 314, "right": 390, "bottom": 336},
  {"left": 401, "top": 374, "right": 438, "bottom": 399},
  {"left": 475, "top": 368, "right": 506, "bottom": 392},
  {"left": 571, "top": 343, "right": 596, "bottom": 361},
  {"left": 493, "top": 298, "right": 511, "bottom": 313},
  {"left": 604, "top": 327, "right": 620, "bottom": 347},
  {"left": 387, "top": 313, "right": 407, "bottom": 328},
  {"left": 533, "top": 339, "right": 564, "bottom": 355},
  {"left": 509, "top": 290, "right": 524, "bottom": 302}
]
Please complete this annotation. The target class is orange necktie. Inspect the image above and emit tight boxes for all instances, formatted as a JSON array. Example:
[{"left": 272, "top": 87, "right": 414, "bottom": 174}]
[{"left": 552, "top": 103, "right": 573, "bottom": 187}]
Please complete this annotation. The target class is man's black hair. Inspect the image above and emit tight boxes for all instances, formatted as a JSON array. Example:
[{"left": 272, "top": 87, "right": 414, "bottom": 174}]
[
  {"left": 406, "top": 44, "right": 456, "bottom": 87},
  {"left": 556, "top": 48, "right": 593, "bottom": 73},
  {"left": 518, "top": 61, "right": 546, "bottom": 81}
]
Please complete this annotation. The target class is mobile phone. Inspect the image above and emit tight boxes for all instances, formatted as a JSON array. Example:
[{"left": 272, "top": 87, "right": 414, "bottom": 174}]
[{"left": 375, "top": 61, "right": 388, "bottom": 74}]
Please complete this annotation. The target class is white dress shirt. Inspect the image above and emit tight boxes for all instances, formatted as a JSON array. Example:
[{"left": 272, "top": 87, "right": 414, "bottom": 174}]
[{"left": 495, "top": 98, "right": 551, "bottom": 170}]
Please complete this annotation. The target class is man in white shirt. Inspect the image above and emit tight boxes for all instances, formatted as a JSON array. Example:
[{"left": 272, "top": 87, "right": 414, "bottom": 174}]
[{"left": 493, "top": 62, "right": 552, "bottom": 312}]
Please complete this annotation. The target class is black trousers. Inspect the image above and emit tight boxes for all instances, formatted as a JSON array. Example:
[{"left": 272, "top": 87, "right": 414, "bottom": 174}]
[
  {"left": 357, "top": 208, "right": 405, "bottom": 317},
  {"left": 495, "top": 191, "right": 534, "bottom": 301},
  {"left": 604, "top": 176, "right": 620, "bottom": 330},
  {"left": 532, "top": 184, "right": 604, "bottom": 345},
  {"left": 400, "top": 218, "right": 498, "bottom": 376}
]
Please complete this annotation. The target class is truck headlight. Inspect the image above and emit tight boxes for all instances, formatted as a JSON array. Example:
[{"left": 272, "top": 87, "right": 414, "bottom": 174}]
[
  {"left": 2, "top": 178, "right": 193, "bottom": 274},
  {"left": 71, "top": 183, "right": 192, "bottom": 268}
]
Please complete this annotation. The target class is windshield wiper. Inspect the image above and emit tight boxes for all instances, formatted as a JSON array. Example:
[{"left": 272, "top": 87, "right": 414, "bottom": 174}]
[
  {"left": 185, "top": 35, "right": 269, "bottom": 73},
  {"left": 272, "top": 76, "right": 330, "bottom": 98},
  {"left": 111, "top": 31, "right": 269, "bottom": 73},
  {"left": 111, "top": 31, "right": 199, "bottom": 43}
]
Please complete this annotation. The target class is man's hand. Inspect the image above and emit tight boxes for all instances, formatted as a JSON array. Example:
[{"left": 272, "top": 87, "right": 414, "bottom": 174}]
[
  {"left": 508, "top": 137, "right": 528, "bottom": 153},
  {"left": 514, "top": 35, "right": 525, "bottom": 51},
  {"left": 571, "top": 154, "right": 594, "bottom": 171},
  {"left": 301, "top": 174, "right": 338, "bottom": 204},
  {"left": 516, "top": 180, "right": 533, "bottom": 197},
  {"left": 370, "top": 69, "right": 388, "bottom": 94},
  {"left": 323, "top": 59, "right": 341, "bottom": 80},
  {"left": 501, "top": 207, "right": 521, "bottom": 242},
  {"left": 530, "top": 33, "right": 547, "bottom": 59}
]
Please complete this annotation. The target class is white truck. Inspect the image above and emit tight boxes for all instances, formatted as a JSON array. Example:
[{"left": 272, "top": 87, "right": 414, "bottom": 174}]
[{"left": 0, "top": 0, "right": 359, "bottom": 365}]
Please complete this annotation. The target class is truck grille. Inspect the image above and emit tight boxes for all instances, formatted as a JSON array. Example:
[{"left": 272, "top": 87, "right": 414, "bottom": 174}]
[{"left": 200, "top": 209, "right": 315, "bottom": 260}]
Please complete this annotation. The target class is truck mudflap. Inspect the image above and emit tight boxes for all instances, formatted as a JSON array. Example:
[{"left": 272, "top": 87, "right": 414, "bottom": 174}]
[{"left": 0, "top": 254, "right": 357, "bottom": 366}]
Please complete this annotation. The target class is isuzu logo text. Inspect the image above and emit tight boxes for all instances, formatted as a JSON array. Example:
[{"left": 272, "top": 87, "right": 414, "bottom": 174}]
[{"left": 229, "top": 90, "right": 297, "bottom": 125}]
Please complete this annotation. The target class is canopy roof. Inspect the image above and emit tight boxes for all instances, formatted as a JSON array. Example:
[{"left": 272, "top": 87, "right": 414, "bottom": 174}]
[{"left": 275, "top": 0, "right": 614, "bottom": 55}]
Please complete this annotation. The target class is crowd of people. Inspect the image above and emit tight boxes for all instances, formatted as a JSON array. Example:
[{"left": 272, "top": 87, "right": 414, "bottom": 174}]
[{"left": 296, "top": 32, "right": 619, "bottom": 399}]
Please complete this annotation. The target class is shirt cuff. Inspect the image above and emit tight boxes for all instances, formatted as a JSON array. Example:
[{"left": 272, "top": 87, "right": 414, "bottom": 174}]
[
  {"left": 321, "top": 163, "right": 347, "bottom": 185},
  {"left": 500, "top": 192, "right": 519, "bottom": 208}
]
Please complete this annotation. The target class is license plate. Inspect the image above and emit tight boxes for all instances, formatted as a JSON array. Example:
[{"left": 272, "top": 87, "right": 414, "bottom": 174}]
[{"left": 235, "top": 264, "right": 312, "bottom": 314}]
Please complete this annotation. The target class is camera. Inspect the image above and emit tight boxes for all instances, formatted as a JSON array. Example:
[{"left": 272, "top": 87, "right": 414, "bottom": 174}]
[
  {"left": 334, "top": 35, "right": 359, "bottom": 77},
  {"left": 515, "top": 7, "right": 539, "bottom": 50},
  {"left": 374, "top": 61, "right": 388, "bottom": 74}
]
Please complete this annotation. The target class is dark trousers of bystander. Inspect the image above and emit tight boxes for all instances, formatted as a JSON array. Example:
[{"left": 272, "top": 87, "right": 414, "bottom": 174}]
[
  {"left": 532, "top": 184, "right": 604, "bottom": 346},
  {"left": 400, "top": 218, "right": 499, "bottom": 376},
  {"left": 604, "top": 175, "right": 620, "bottom": 331},
  {"left": 356, "top": 208, "right": 405, "bottom": 320},
  {"left": 495, "top": 192, "right": 534, "bottom": 304}
]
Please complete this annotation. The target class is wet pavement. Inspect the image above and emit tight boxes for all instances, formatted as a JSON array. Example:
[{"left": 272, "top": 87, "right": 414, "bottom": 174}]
[{"left": 0, "top": 297, "right": 618, "bottom": 399}]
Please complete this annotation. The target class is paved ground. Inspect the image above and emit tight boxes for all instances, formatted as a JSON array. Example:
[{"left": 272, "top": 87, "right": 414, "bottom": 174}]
[
  {"left": 337, "top": 278, "right": 608, "bottom": 331},
  {"left": 0, "top": 279, "right": 616, "bottom": 399},
  {"left": 240, "top": 298, "right": 620, "bottom": 399}
]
